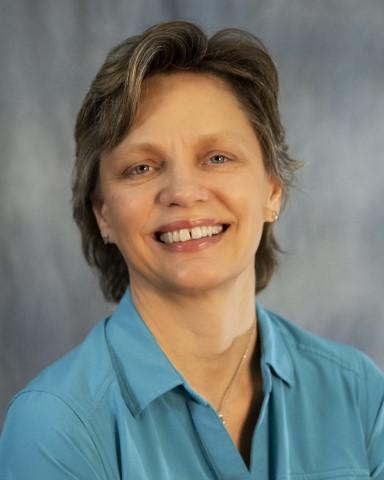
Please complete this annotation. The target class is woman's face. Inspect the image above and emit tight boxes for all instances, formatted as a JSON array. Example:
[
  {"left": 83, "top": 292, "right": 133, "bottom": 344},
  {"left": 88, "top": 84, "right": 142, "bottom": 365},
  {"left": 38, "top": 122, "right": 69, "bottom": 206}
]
[{"left": 94, "top": 72, "right": 281, "bottom": 295}]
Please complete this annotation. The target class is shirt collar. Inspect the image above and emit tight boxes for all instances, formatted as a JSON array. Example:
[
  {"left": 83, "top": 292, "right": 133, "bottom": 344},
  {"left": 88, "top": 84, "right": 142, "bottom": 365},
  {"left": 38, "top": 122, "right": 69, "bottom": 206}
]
[
  {"left": 105, "top": 288, "right": 189, "bottom": 417},
  {"left": 256, "top": 303, "right": 295, "bottom": 387},
  {"left": 105, "top": 289, "right": 294, "bottom": 417}
]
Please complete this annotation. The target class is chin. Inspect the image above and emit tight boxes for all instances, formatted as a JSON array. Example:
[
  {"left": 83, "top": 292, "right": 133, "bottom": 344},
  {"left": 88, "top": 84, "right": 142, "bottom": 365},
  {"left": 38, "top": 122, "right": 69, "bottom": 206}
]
[{"left": 158, "top": 269, "right": 233, "bottom": 296}]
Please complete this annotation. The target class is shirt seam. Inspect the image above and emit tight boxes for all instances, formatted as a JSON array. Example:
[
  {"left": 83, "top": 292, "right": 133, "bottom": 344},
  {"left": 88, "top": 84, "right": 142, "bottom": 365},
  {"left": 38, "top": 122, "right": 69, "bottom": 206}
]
[
  {"left": 288, "top": 469, "right": 369, "bottom": 477},
  {"left": 22, "top": 371, "right": 116, "bottom": 421},
  {"left": 277, "top": 327, "right": 361, "bottom": 376},
  {"left": 287, "top": 469, "right": 369, "bottom": 479}
]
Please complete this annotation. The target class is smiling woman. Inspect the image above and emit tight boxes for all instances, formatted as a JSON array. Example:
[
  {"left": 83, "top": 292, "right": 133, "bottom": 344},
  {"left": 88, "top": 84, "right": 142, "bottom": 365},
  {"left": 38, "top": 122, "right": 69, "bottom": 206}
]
[
  {"left": 92, "top": 71, "right": 282, "bottom": 295},
  {"left": 0, "top": 20, "right": 383, "bottom": 480}
]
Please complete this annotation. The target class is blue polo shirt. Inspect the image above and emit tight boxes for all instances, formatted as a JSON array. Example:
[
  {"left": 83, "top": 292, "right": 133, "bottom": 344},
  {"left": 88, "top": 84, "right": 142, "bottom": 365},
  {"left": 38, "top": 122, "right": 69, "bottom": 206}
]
[{"left": 1, "top": 289, "right": 383, "bottom": 479}]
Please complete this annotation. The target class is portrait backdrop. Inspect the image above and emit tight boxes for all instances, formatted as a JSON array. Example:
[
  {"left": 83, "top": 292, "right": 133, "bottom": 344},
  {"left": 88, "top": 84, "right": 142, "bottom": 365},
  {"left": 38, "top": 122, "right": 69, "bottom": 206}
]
[{"left": 1, "top": 0, "right": 383, "bottom": 425}]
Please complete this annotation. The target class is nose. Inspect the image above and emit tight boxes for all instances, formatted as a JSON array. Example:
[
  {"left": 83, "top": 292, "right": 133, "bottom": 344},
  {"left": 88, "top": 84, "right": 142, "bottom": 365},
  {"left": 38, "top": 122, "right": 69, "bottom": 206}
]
[{"left": 156, "top": 166, "right": 210, "bottom": 208}]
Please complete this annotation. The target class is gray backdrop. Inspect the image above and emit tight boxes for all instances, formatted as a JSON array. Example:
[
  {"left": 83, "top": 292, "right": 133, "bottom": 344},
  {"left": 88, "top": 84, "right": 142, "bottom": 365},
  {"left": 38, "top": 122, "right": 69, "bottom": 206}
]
[{"left": 1, "top": 0, "right": 383, "bottom": 426}]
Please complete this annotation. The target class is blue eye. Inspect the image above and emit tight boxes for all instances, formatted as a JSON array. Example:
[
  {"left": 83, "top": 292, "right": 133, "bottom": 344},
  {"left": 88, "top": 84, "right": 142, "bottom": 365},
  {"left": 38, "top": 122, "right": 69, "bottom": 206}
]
[
  {"left": 208, "top": 154, "right": 230, "bottom": 164},
  {"left": 128, "top": 164, "right": 154, "bottom": 176}
]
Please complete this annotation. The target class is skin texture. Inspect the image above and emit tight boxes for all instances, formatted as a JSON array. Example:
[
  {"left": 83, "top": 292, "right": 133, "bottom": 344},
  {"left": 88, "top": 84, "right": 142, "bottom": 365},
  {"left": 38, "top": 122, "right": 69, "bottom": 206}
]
[{"left": 93, "top": 72, "right": 282, "bottom": 464}]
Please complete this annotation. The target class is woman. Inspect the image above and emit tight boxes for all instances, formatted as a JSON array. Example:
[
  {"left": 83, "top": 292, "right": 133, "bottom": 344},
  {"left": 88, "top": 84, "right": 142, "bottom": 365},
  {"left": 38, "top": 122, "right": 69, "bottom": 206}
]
[{"left": 0, "top": 20, "right": 383, "bottom": 479}]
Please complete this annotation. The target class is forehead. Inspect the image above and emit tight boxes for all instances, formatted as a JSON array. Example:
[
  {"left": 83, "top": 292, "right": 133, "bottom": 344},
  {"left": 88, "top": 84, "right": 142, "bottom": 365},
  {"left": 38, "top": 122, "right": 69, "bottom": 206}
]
[
  {"left": 141, "top": 71, "right": 241, "bottom": 108},
  {"left": 141, "top": 71, "right": 233, "bottom": 96},
  {"left": 128, "top": 71, "right": 254, "bottom": 141},
  {"left": 103, "top": 71, "right": 265, "bottom": 166}
]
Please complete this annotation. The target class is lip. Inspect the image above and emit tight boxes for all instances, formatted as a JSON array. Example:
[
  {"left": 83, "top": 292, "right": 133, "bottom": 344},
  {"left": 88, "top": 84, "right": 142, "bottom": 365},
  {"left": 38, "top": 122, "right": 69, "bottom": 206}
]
[
  {"left": 154, "top": 218, "right": 226, "bottom": 234},
  {"left": 157, "top": 232, "right": 226, "bottom": 253}
]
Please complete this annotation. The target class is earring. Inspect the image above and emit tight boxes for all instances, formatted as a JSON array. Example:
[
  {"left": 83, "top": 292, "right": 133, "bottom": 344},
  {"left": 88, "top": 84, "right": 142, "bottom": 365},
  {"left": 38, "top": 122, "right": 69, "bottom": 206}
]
[
  {"left": 102, "top": 233, "right": 110, "bottom": 245},
  {"left": 272, "top": 210, "right": 279, "bottom": 222}
]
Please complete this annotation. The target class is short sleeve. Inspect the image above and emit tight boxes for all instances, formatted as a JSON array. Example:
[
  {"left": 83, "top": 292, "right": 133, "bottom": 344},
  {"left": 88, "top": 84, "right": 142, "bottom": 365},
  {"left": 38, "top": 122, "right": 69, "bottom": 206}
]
[
  {"left": 0, "top": 391, "right": 107, "bottom": 480},
  {"left": 360, "top": 354, "right": 384, "bottom": 479}
]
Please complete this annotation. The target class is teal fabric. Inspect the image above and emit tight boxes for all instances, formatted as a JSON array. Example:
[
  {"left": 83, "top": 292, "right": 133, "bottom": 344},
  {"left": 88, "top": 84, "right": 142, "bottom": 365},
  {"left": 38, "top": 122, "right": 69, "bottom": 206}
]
[{"left": 1, "top": 288, "right": 383, "bottom": 479}]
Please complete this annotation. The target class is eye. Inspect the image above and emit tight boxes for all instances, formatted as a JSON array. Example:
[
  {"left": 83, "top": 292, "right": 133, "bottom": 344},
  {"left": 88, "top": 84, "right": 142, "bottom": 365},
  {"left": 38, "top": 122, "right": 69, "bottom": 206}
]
[
  {"left": 207, "top": 154, "right": 232, "bottom": 165},
  {"left": 125, "top": 163, "right": 154, "bottom": 176}
]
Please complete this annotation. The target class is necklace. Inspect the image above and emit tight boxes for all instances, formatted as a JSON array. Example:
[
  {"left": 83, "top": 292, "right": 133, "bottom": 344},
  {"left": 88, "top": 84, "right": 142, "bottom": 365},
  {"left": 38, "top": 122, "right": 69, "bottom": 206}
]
[{"left": 216, "top": 323, "right": 256, "bottom": 425}]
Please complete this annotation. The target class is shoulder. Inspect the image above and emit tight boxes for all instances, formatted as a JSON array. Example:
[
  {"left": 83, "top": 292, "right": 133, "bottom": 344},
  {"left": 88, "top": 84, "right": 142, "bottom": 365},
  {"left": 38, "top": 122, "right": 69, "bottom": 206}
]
[
  {"left": 266, "top": 308, "right": 384, "bottom": 438},
  {"left": 0, "top": 319, "right": 115, "bottom": 478},
  {"left": 0, "top": 389, "right": 109, "bottom": 478},
  {"left": 3, "top": 316, "right": 117, "bottom": 433},
  {"left": 265, "top": 308, "right": 384, "bottom": 474},
  {"left": 22, "top": 317, "right": 115, "bottom": 415},
  {"left": 267, "top": 307, "right": 384, "bottom": 384}
]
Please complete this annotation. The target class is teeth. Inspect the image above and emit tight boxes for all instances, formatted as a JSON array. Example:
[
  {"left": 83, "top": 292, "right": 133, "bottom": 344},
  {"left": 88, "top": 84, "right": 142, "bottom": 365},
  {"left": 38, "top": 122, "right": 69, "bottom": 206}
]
[
  {"left": 191, "top": 227, "right": 203, "bottom": 239},
  {"left": 159, "top": 224, "right": 225, "bottom": 244},
  {"left": 179, "top": 229, "right": 191, "bottom": 241}
]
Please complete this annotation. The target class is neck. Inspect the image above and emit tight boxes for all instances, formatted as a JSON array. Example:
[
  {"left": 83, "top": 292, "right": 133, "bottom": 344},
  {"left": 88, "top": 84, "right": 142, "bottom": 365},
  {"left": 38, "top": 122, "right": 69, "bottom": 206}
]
[{"left": 129, "top": 267, "right": 258, "bottom": 402}]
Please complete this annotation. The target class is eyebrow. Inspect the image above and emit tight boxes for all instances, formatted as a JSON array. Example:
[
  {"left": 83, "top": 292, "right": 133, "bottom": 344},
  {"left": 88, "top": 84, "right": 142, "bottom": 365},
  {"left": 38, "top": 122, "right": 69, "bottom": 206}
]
[{"left": 120, "top": 132, "right": 248, "bottom": 154}]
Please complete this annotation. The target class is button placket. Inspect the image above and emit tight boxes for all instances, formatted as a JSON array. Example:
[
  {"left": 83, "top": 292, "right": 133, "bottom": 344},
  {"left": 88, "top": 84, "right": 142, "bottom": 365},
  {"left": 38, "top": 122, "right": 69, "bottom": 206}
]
[{"left": 188, "top": 400, "right": 252, "bottom": 480}]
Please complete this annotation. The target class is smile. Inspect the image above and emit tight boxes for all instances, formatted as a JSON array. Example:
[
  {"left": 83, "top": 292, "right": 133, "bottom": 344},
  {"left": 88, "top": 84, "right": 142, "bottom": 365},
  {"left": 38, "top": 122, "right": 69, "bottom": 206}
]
[{"left": 155, "top": 224, "right": 229, "bottom": 244}]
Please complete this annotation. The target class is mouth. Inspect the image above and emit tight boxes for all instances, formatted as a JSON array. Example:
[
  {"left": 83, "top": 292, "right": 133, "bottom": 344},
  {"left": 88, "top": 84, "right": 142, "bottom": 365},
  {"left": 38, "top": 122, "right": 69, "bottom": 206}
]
[{"left": 154, "top": 224, "right": 230, "bottom": 245}]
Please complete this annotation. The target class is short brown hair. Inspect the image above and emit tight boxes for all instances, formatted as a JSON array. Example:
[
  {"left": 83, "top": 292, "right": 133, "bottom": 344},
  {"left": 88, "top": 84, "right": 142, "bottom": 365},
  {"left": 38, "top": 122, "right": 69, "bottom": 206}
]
[{"left": 72, "top": 20, "right": 300, "bottom": 303}]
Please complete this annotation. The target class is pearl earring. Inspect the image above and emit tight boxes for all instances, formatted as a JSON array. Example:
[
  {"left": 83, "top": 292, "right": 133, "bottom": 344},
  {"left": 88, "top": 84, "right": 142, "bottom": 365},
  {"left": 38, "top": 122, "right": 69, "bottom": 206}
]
[
  {"left": 272, "top": 211, "right": 279, "bottom": 222},
  {"left": 102, "top": 234, "right": 110, "bottom": 245}
]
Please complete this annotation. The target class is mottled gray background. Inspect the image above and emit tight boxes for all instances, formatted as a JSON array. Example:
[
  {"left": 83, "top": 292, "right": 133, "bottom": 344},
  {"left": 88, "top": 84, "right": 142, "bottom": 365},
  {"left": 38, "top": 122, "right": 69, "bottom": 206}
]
[{"left": 1, "top": 0, "right": 383, "bottom": 426}]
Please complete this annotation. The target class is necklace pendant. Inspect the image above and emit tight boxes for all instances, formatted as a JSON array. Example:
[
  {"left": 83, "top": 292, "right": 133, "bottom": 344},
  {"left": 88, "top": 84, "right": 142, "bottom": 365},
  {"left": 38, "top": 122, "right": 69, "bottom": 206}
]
[{"left": 218, "top": 412, "right": 225, "bottom": 424}]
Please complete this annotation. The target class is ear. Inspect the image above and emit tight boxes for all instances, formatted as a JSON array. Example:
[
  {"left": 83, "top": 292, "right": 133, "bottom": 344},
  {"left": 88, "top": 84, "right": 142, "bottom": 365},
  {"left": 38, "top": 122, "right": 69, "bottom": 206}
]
[
  {"left": 265, "top": 177, "right": 283, "bottom": 223},
  {"left": 92, "top": 195, "right": 114, "bottom": 244}
]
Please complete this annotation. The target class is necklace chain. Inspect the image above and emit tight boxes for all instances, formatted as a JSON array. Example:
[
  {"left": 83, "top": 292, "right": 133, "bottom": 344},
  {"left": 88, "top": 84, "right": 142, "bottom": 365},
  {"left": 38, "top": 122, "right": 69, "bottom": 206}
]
[
  {"left": 162, "top": 322, "right": 256, "bottom": 426},
  {"left": 217, "top": 323, "right": 256, "bottom": 425}
]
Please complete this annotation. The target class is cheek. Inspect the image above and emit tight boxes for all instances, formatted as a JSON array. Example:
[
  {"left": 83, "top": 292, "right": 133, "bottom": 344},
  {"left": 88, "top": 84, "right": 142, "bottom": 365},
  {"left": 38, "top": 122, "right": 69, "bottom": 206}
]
[
  {"left": 229, "top": 176, "right": 267, "bottom": 218},
  {"left": 104, "top": 193, "right": 133, "bottom": 227},
  {"left": 107, "top": 191, "right": 152, "bottom": 235}
]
